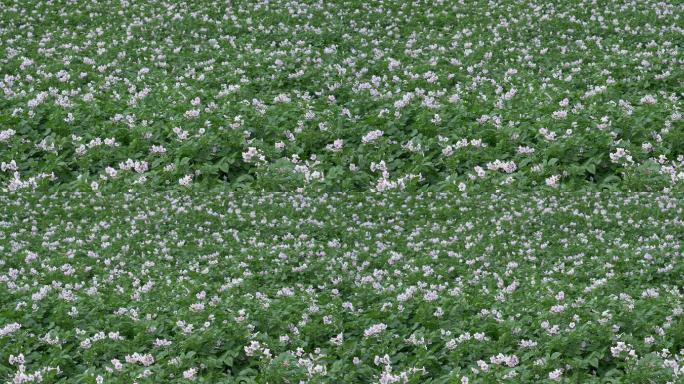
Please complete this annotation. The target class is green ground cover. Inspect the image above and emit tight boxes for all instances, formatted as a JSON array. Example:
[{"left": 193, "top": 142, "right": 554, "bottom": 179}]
[
  {"left": 0, "top": 0, "right": 682, "bottom": 192},
  {"left": 1, "top": 192, "right": 683, "bottom": 383}
]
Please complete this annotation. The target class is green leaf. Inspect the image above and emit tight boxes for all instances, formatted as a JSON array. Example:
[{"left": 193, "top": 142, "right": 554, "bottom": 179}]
[
  {"left": 588, "top": 356, "right": 600, "bottom": 368},
  {"left": 585, "top": 163, "right": 596, "bottom": 175}
]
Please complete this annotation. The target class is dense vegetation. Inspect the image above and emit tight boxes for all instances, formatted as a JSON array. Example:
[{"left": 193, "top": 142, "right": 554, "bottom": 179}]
[
  {"left": 1, "top": 0, "right": 683, "bottom": 382},
  {"left": 1, "top": 0, "right": 682, "bottom": 192},
  {"left": 1, "top": 193, "right": 683, "bottom": 383}
]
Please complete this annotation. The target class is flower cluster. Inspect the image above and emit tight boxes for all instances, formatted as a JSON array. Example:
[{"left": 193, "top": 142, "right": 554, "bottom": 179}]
[
  {"left": 0, "top": 192, "right": 682, "bottom": 382},
  {"left": 0, "top": 0, "right": 681, "bottom": 192}
]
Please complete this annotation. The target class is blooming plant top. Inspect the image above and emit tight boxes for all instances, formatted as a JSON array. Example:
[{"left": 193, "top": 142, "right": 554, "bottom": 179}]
[
  {"left": 0, "top": 192, "right": 683, "bottom": 382},
  {"left": 0, "top": 0, "right": 682, "bottom": 192}
]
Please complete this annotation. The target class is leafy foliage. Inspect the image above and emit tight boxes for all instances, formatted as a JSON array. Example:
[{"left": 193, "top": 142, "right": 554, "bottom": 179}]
[
  {"left": 0, "top": 0, "right": 682, "bottom": 192},
  {"left": 1, "top": 192, "right": 683, "bottom": 382}
]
